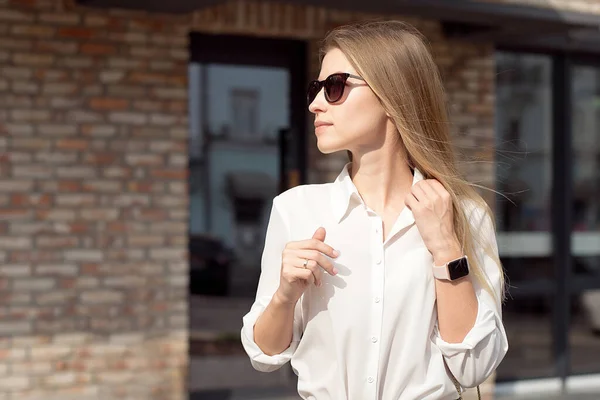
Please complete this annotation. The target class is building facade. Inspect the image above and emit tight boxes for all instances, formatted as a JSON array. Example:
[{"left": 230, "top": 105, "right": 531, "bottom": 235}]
[{"left": 0, "top": 0, "right": 599, "bottom": 399}]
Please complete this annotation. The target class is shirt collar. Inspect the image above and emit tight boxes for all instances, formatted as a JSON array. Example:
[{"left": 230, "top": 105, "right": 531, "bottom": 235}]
[{"left": 330, "top": 163, "right": 424, "bottom": 224}]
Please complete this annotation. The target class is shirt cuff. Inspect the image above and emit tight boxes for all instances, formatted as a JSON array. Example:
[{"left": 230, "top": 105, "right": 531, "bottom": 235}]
[
  {"left": 432, "top": 296, "right": 499, "bottom": 358},
  {"left": 241, "top": 299, "right": 300, "bottom": 372}
]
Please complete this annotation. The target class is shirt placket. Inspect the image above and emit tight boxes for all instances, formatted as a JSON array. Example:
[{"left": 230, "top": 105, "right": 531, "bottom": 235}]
[{"left": 365, "top": 210, "right": 385, "bottom": 399}]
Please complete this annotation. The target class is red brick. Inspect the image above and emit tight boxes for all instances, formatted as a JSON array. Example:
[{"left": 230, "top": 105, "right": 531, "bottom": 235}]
[
  {"left": 128, "top": 72, "right": 169, "bottom": 84},
  {"left": 57, "top": 27, "right": 94, "bottom": 39},
  {"left": 36, "top": 209, "right": 76, "bottom": 221},
  {"left": 38, "top": 13, "right": 80, "bottom": 25},
  {"left": 81, "top": 264, "right": 99, "bottom": 274},
  {"left": 67, "top": 223, "right": 90, "bottom": 234},
  {"left": 11, "top": 24, "right": 55, "bottom": 37},
  {"left": 56, "top": 140, "right": 89, "bottom": 151},
  {"left": 129, "top": 18, "right": 166, "bottom": 32},
  {"left": 35, "top": 69, "right": 68, "bottom": 81},
  {"left": 150, "top": 169, "right": 186, "bottom": 180},
  {"left": 36, "top": 236, "right": 79, "bottom": 248},
  {"left": 125, "top": 154, "right": 163, "bottom": 166},
  {"left": 58, "top": 181, "right": 81, "bottom": 192},
  {"left": 36, "top": 40, "right": 79, "bottom": 54},
  {"left": 0, "top": 9, "right": 34, "bottom": 22},
  {"left": 82, "top": 181, "right": 122, "bottom": 193},
  {"left": 13, "top": 53, "right": 54, "bottom": 66},
  {"left": 81, "top": 125, "right": 117, "bottom": 138},
  {"left": 11, "top": 194, "right": 52, "bottom": 207},
  {"left": 149, "top": 140, "right": 186, "bottom": 153},
  {"left": 89, "top": 98, "right": 129, "bottom": 111},
  {"left": 168, "top": 101, "right": 187, "bottom": 112},
  {"left": 136, "top": 208, "right": 168, "bottom": 221},
  {"left": 10, "top": 250, "right": 61, "bottom": 263},
  {"left": 55, "top": 194, "right": 96, "bottom": 207},
  {"left": 80, "top": 209, "right": 119, "bottom": 221},
  {"left": 127, "top": 182, "right": 153, "bottom": 193},
  {"left": 103, "top": 167, "right": 132, "bottom": 179},
  {"left": 42, "top": 82, "right": 79, "bottom": 95},
  {"left": 131, "top": 100, "right": 162, "bottom": 112},
  {"left": 82, "top": 152, "right": 118, "bottom": 165},
  {"left": 0, "top": 209, "right": 31, "bottom": 220},
  {"left": 80, "top": 43, "right": 117, "bottom": 55},
  {"left": 108, "top": 112, "right": 147, "bottom": 125},
  {"left": 13, "top": 165, "right": 53, "bottom": 179}
]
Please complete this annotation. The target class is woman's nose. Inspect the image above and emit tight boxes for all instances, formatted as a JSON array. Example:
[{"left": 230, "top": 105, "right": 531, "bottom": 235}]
[{"left": 308, "top": 87, "right": 327, "bottom": 114}]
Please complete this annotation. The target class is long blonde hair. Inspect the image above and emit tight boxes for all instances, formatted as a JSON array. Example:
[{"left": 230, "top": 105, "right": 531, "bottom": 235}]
[{"left": 321, "top": 20, "right": 506, "bottom": 302}]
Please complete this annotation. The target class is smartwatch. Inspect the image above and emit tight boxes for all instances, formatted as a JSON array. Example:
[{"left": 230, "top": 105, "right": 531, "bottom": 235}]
[{"left": 433, "top": 255, "right": 470, "bottom": 281}]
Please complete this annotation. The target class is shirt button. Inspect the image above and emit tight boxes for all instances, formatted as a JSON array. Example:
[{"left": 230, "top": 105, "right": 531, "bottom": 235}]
[
  {"left": 368, "top": 377, "right": 374, "bottom": 383},
  {"left": 375, "top": 297, "right": 381, "bottom": 303},
  {"left": 371, "top": 337, "right": 378, "bottom": 343},
  {"left": 376, "top": 259, "right": 382, "bottom": 265}
]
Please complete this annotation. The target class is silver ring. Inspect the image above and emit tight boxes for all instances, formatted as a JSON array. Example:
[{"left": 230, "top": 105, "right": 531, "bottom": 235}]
[{"left": 303, "top": 259, "right": 309, "bottom": 268}]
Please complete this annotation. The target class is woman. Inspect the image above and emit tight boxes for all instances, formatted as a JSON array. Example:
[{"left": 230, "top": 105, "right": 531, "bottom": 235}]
[{"left": 241, "top": 20, "right": 508, "bottom": 400}]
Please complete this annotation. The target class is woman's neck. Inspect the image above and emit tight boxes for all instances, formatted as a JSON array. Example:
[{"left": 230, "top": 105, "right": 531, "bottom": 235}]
[{"left": 350, "top": 145, "right": 413, "bottom": 216}]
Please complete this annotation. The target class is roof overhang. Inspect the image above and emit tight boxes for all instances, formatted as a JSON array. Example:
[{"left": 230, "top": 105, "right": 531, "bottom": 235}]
[{"left": 77, "top": 0, "right": 600, "bottom": 52}]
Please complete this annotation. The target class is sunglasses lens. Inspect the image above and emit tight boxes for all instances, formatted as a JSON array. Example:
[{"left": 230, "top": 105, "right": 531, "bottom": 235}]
[
  {"left": 325, "top": 74, "right": 346, "bottom": 103},
  {"left": 307, "top": 81, "right": 320, "bottom": 106}
]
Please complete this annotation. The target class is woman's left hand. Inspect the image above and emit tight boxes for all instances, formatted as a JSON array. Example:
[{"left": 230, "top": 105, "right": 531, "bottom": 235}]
[{"left": 404, "top": 179, "right": 462, "bottom": 265}]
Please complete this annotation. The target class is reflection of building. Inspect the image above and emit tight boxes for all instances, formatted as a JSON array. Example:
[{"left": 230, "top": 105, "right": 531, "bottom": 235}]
[{"left": 1, "top": 0, "right": 599, "bottom": 399}]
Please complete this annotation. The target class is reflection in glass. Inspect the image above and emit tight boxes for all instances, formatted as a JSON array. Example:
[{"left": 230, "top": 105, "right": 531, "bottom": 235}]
[
  {"left": 189, "top": 64, "right": 290, "bottom": 298},
  {"left": 497, "top": 285, "right": 554, "bottom": 380},
  {"left": 495, "top": 52, "right": 552, "bottom": 232},
  {"left": 494, "top": 52, "right": 555, "bottom": 380},
  {"left": 570, "top": 64, "right": 600, "bottom": 375}
]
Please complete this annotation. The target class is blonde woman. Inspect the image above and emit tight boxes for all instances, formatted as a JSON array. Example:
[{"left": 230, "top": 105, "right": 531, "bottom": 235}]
[{"left": 241, "top": 20, "right": 508, "bottom": 400}]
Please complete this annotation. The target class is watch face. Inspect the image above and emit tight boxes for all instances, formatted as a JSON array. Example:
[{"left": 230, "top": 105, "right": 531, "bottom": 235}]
[{"left": 448, "top": 257, "right": 470, "bottom": 280}]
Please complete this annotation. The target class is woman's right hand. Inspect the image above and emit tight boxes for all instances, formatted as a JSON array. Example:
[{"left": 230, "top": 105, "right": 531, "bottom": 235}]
[{"left": 274, "top": 227, "right": 339, "bottom": 306}]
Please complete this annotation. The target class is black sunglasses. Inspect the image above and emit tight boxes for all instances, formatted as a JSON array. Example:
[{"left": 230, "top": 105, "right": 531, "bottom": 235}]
[{"left": 307, "top": 73, "right": 365, "bottom": 106}]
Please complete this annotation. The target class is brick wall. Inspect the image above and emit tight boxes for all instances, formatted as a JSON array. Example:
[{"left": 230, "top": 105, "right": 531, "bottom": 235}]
[
  {"left": 1, "top": 0, "right": 579, "bottom": 397},
  {"left": 0, "top": 1, "right": 189, "bottom": 399}
]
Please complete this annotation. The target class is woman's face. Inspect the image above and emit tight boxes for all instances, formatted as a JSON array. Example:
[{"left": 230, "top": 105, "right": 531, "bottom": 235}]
[{"left": 308, "top": 48, "right": 391, "bottom": 156}]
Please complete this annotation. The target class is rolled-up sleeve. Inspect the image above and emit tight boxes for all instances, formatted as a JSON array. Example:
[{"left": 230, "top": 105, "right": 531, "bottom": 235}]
[
  {"left": 240, "top": 196, "right": 303, "bottom": 372},
  {"left": 432, "top": 204, "right": 509, "bottom": 388}
]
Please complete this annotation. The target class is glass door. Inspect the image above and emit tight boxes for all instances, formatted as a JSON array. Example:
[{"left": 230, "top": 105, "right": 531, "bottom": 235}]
[
  {"left": 569, "top": 62, "right": 600, "bottom": 376},
  {"left": 494, "top": 52, "right": 556, "bottom": 380},
  {"left": 189, "top": 63, "right": 290, "bottom": 297},
  {"left": 187, "top": 33, "right": 307, "bottom": 397}
]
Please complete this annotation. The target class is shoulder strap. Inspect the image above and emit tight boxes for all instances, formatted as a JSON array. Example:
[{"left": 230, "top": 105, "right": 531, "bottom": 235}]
[{"left": 444, "top": 359, "right": 481, "bottom": 400}]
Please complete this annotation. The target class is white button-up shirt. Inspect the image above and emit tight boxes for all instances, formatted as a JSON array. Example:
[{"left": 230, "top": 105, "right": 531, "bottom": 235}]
[{"left": 241, "top": 164, "right": 508, "bottom": 400}]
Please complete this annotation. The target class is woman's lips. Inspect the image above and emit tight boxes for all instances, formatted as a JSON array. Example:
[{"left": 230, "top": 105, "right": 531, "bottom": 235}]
[{"left": 315, "top": 123, "right": 332, "bottom": 134}]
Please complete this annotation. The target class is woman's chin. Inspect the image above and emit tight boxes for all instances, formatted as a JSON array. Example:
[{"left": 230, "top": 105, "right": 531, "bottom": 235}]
[{"left": 316, "top": 138, "right": 343, "bottom": 154}]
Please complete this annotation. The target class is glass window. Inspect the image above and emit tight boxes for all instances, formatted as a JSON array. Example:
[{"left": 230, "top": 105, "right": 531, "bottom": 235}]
[
  {"left": 570, "top": 64, "right": 600, "bottom": 375},
  {"left": 494, "top": 52, "right": 555, "bottom": 380},
  {"left": 189, "top": 63, "right": 290, "bottom": 298}
]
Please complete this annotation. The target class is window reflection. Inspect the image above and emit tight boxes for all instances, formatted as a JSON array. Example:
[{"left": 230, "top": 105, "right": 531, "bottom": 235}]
[
  {"left": 495, "top": 53, "right": 552, "bottom": 233},
  {"left": 497, "top": 291, "right": 555, "bottom": 380},
  {"left": 189, "top": 64, "right": 290, "bottom": 297},
  {"left": 495, "top": 52, "right": 555, "bottom": 380},
  {"left": 570, "top": 64, "right": 600, "bottom": 375}
]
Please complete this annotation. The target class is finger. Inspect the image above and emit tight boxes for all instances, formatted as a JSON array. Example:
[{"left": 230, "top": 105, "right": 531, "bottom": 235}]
[
  {"left": 312, "top": 227, "right": 326, "bottom": 242},
  {"left": 282, "top": 263, "right": 314, "bottom": 285},
  {"left": 290, "top": 238, "right": 338, "bottom": 259},
  {"left": 411, "top": 183, "right": 428, "bottom": 203},
  {"left": 297, "top": 258, "right": 324, "bottom": 287},
  {"left": 404, "top": 192, "right": 418, "bottom": 210},
  {"left": 418, "top": 181, "right": 439, "bottom": 203},
  {"left": 428, "top": 179, "right": 451, "bottom": 201},
  {"left": 295, "top": 249, "right": 337, "bottom": 276}
]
